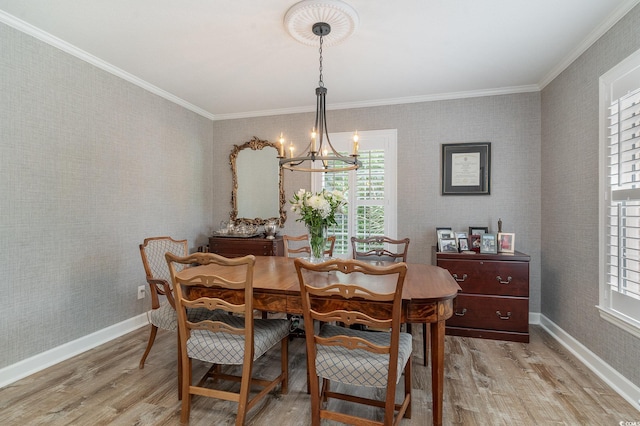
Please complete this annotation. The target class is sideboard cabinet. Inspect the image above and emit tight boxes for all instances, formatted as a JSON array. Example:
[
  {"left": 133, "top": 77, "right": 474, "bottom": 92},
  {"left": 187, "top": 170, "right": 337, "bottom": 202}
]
[
  {"left": 434, "top": 250, "right": 530, "bottom": 342},
  {"left": 209, "top": 235, "right": 284, "bottom": 257}
]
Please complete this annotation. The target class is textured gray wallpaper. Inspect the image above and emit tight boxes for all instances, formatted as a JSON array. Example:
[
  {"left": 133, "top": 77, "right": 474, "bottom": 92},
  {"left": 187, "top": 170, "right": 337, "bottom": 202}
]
[
  {"left": 0, "top": 23, "right": 214, "bottom": 368},
  {"left": 212, "top": 92, "right": 542, "bottom": 312},
  {"left": 541, "top": 5, "right": 640, "bottom": 386}
]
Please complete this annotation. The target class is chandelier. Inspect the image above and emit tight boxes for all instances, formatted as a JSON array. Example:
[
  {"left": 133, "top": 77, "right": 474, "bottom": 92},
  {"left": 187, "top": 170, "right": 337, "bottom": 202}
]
[{"left": 279, "top": 1, "right": 361, "bottom": 173}]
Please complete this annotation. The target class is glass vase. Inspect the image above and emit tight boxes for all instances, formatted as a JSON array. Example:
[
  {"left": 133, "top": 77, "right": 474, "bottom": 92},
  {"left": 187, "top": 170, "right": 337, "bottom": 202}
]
[{"left": 307, "top": 223, "right": 327, "bottom": 262}]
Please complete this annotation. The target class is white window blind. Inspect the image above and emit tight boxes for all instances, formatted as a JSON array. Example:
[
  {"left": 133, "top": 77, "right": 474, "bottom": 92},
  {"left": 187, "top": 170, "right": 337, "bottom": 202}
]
[
  {"left": 599, "top": 48, "right": 640, "bottom": 336},
  {"left": 312, "top": 130, "right": 397, "bottom": 256}
]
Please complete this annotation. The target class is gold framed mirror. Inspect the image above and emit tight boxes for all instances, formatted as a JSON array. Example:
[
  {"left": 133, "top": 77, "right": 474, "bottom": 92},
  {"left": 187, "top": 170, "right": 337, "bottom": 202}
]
[{"left": 230, "top": 136, "right": 286, "bottom": 226}]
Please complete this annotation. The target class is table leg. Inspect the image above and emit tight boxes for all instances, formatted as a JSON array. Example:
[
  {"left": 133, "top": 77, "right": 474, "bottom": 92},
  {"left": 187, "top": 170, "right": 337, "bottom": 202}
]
[{"left": 430, "top": 319, "right": 445, "bottom": 426}]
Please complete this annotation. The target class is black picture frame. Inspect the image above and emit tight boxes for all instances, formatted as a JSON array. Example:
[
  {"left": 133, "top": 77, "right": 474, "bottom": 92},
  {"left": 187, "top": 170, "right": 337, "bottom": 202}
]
[
  {"left": 469, "top": 226, "right": 489, "bottom": 236},
  {"left": 441, "top": 142, "right": 491, "bottom": 195},
  {"left": 458, "top": 237, "right": 469, "bottom": 252}
]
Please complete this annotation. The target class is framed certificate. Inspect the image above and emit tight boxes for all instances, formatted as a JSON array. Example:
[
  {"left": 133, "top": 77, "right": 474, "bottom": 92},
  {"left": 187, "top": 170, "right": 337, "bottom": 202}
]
[{"left": 441, "top": 142, "right": 491, "bottom": 195}]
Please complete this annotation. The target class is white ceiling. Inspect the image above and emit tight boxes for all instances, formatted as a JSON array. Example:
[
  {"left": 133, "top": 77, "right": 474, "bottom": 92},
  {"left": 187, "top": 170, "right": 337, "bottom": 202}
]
[{"left": 1, "top": 0, "right": 638, "bottom": 120}]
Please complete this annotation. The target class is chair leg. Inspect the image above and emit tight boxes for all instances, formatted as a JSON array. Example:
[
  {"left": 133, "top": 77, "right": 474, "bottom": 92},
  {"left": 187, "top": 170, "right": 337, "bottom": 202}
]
[
  {"left": 236, "top": 363, "right": 253, "bottom": 426},
  {"left": 139, "top": 324, "right": 158, "bottom": 369},
  {"left": 180, "top": 358, "right": 192, "bottom": 424},
  {"left": 423, "top": 323, "right": 429, "bottom": 366},
  {"left": 404, "top": 355, "right": 412, "bottom": 418},
  {"left": 176, "top": 332, "right": 182, "bottom": 400},
  {"left": 281, "top": 337, "right": 289, "bottom": 394}
]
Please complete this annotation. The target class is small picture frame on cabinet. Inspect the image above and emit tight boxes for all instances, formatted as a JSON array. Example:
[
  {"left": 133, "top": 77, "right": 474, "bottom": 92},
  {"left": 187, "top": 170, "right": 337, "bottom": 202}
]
[
  {"left": 458, "top": 237, "right": 469, "bottom": 252},
  {"left": 436, "top": 227, "right": 453, "bottom": 250},
  {"left": 455, "top": 232, "right": 468, "bottom": 243},
  {"left": 469, "top": 234, "right": 482, "bottom": 252},
  {"left": 498, "top": 232, "right": 515, "bottom": 253},
  {"left": 480, "top": 233, "right": 498, "bottom": 254},
  {"left": 469, "top": 226, "right": 488, "bottom": 236},
  {"left": 439, "top": 238, "right": 458, "bottom": 252}
]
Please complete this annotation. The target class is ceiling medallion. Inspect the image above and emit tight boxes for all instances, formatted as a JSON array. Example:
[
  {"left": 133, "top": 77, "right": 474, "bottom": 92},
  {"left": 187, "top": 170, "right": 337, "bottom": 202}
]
[
  {"left": 284, "top": 0, "right": 359, "bottom": 47},
  {"left": 279, "top": 0, "right": 361, "bottom": 173}
]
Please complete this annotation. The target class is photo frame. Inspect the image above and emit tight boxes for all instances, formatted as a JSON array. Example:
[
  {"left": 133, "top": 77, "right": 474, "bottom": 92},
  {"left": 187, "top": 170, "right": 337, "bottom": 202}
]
[
  {"left": 458, "top": 237, "right": 469, "bottom": 252},
  {"left": 441, "top": 142, "right": 491, "bottom": 195},
  {"left": 468, "top": 227, "right": 489, "bottom": 236},
  {"left": 436, "top": 227, "right": 454, "bottom": 250},
  {"left": 439, "top": 238, "right": 459, "bottom": 253},
  {"left": 498, "top": 232, "right": 515, "bottom": 253},
  {"left": 469, "top": 234, "right": 482, "bottom": 252},
  {"left": 480, "top": 233, "right": 498, "bottom": 254}
]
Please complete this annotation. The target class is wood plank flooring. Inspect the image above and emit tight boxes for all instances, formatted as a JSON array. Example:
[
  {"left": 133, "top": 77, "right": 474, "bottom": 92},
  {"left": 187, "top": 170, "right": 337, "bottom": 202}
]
[{"left": 0, "top": 325, "right": 637, "bottom": 425}]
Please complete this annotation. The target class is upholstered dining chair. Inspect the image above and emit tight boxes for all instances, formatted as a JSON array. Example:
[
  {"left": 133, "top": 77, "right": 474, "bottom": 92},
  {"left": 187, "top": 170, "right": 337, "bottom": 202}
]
[
  {"left": 166, "top": 252, "right": 289, "bottom": 426},
  {"left": 283, "top": 234, "right": 336, "bottom": 258},
  {"left": 138, "top": 236, "right": 189, "bottom": 369},
  {"left": 294, "top": 258, "right": 412, "bottom": 426},
  {"left": 351, "top": 235, "right": 428, "bottom": 366}
]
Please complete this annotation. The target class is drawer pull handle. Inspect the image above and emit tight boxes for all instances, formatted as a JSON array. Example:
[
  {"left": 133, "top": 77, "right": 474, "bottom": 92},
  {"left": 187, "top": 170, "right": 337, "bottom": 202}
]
[
  {"left": 454, "top": 308, "right": 467, "bottom": 316},
  {"left": 496, "top": 311, "right": 512, "bottom": 320},
  {"left": 496, "top": 275, "right": 512, "bottom": 284},
  {"left": 452, "top": 273, "right": 467, "bottom": 282}
]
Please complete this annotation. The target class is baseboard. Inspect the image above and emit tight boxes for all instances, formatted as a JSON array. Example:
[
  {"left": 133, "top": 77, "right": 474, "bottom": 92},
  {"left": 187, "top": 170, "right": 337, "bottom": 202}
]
[
  {"left": 0, "top": 313, "right": 149, "bottom": 389},
  {"left": 539, "top": 314, "right": 640, "bottom": 411},
  {"left": 529, "top": 311, "right": 541, "bottom": 324}
]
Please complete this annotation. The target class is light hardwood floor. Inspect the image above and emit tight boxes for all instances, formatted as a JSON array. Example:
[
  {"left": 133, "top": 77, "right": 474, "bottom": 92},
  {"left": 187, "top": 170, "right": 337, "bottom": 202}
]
[{"left": 0, "top": 325, "right": 637, "bottom": 425}]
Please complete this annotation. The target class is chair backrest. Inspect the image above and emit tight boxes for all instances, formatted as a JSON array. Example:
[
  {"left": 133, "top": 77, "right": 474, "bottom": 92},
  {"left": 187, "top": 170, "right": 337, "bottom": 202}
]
[
  {"left": 294, "top": 258, "right": 407, "bottom": 383},
  {"left": 166, "top": 252, "right": 256, "bottom": 357},
  {"left": 351, "top": 235, "right": 410, "bottom": 262},
  {"left": 283, "top": 234, "right": 336, "bottom": 258},
  {"left": 139, "top": 236, "right": 188, "bottom": 309}
]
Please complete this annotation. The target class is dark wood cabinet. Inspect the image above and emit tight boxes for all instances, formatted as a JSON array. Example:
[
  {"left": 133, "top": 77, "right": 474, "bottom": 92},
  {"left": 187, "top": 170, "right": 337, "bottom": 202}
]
[
  {"left": 209, "top": 235, "right": 284, "bottom": 257},
  {"left": 435, "top": 250, "right": 530, "bottom": 342}
]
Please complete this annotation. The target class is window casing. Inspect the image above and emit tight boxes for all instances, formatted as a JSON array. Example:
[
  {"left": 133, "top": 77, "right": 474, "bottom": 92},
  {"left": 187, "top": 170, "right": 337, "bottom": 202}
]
[
  {"left": 312, "top": 129, "right": 397, "bottom": 257},
  {"left": 599, "top": 48, "right": 640, "bottom": 338}
]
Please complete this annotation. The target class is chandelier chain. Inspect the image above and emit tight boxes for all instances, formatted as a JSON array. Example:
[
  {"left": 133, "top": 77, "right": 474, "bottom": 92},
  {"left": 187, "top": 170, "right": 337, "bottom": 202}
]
[{"left": 318, "top": 35, "right": 324, "bottom": 87}]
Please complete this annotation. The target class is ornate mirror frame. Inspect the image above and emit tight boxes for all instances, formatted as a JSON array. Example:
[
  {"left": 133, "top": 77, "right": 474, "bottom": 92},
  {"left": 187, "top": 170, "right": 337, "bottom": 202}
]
[{"left": 230, "top": 136, "right": 286, "bottom": 226}]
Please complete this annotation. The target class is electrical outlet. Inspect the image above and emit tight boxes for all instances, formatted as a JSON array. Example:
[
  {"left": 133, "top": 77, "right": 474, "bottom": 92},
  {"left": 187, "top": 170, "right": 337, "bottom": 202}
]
[{"left": 137, "top": 285, "right": 145, "bottom": 300}]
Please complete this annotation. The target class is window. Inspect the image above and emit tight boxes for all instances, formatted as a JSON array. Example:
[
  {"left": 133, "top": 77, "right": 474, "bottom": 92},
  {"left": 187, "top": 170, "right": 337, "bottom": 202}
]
[
  {"left": 599, "top": 48, "right": 640, "bottom": 338},
  {"left": 312, "top": 129, "right": 397, "bottom": 257}
]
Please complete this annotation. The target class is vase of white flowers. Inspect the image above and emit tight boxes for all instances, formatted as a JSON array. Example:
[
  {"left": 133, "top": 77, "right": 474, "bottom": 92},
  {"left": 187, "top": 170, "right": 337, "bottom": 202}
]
[{"left": 290, "top": 188, "right": 347, "bottom": 261}]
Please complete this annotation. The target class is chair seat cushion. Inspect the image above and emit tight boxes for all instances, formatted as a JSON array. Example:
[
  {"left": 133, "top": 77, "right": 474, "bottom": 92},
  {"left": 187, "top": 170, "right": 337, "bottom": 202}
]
[
  {"left": 187, "top": 317, "right": 290, "bottom": 365},
  {"left": 315, "top": 323, "right": 412, "bottom": 388},
  {"left": 148, "top": 302, "right": 225, "bottom": 331}
]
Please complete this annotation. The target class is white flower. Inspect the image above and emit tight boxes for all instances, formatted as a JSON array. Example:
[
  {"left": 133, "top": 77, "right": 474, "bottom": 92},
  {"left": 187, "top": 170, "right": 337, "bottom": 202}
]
[{"left": 289, "top": 188, "right": 347, "bottom": 227}]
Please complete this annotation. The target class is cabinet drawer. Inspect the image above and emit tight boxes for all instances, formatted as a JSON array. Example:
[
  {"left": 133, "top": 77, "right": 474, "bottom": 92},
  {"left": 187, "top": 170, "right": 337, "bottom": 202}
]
[
  {"left": 210, "top": 246, "right": 274, "bottom": 257},
  {"left": 437, "top": 259, "right": 529, "bottom": 296},
  {"left": 447, "top": 294, "right": 528, "bottom": 332}
]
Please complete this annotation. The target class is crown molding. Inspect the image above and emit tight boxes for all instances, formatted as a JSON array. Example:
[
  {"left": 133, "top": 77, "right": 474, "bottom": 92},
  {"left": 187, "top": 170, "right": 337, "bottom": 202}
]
[
  {"left": 210, "top": 84, "right": 541, "bottom": 121},
  {"left": 538, "top": 0, "right": 640, "bottom": 89},
  {"left": 0, "top": 10, "right": 215, "bottom": 120}
]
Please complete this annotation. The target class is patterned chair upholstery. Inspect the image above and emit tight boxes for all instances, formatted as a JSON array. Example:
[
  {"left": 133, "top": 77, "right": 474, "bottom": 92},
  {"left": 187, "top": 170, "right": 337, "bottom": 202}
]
[
  {"left": 139, "top": 237, "right": 223, "bottom": 367},
  {"left": 294, "top": 258, "right": 412, "bottom": 426},
  {"left": 167, "top": 252, "right": 289, "bottom": 426},
  {"left": 351, "top": 235, "right": 429, "bottom": 367},
  {"left": 138, "top": 236, "right": 189, "bottom": 368}
]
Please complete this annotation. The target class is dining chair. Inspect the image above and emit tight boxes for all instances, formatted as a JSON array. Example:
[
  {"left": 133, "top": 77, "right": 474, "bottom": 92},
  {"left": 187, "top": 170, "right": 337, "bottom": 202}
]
[
  {"left": 283, "top": 234, "right": 336, "bottom": 257},
  {"left": 140, "top": 236, "right": 229, "bottom": 401},
  {"left": 294, "top": 258, "right": 412, "bottom": 426},
  {"left": 351, "top": 235, "right": 428, "bottom": 366},
  {"left": 166, "top": 252, "right": 289, "bottom": 426},
  {"left": 138, "top": 236, "right": 189, "bottom": 369},
  {"left": 283, "top": 233, "right": 335, "bottom": 334}
]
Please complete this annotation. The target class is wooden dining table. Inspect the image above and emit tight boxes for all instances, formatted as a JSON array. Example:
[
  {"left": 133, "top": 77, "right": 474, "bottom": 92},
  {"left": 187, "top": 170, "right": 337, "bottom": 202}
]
[{"left": 175, "top": 255, "right": 461, "bottom": 426}]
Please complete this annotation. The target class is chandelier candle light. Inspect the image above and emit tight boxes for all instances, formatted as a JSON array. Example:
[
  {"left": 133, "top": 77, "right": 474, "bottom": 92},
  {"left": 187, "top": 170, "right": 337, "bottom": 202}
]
[{"left": 279, "top": 0, "right": 361, "bottom": 173}]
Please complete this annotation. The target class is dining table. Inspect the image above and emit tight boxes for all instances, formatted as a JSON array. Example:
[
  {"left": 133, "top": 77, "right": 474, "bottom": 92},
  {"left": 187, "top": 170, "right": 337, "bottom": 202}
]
[{"left": 175, "top": 255, "right": 461, "bottom": 426}]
